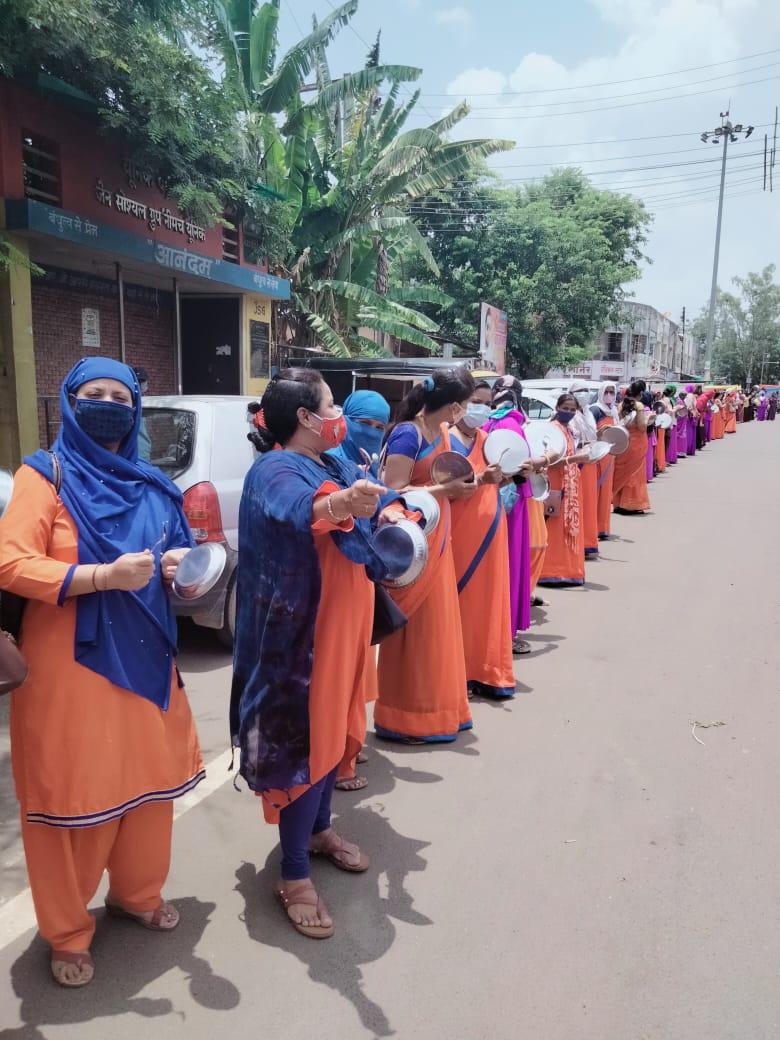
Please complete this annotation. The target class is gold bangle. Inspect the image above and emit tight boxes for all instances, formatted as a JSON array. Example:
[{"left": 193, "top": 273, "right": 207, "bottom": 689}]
[{"left": 327, "top": 492, "right": 349, "bottom": 523}]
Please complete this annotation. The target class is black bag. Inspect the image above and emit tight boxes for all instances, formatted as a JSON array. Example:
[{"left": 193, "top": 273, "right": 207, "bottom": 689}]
[
  {"left": 0, "top": 453, "right": 61, "bottom": 640},
  {"left": 370, "top": 584, "right": 408, "bottom": 645}
]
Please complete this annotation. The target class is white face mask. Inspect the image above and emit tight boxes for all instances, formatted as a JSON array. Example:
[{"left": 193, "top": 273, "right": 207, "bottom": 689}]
[
  {"left": 574, "top": 391, "right": 590, "bottom": 409},
  {"left": 463, "top": 402, "right": 491, "bottom": 429}
]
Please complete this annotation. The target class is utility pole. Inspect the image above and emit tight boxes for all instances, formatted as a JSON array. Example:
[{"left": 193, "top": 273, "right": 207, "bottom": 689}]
[
  {"left": 679, "top": 306, "right": 686, "bottom": 381},
  {"left": 700, "top": 112, "right": 754, "bottom": 381}
]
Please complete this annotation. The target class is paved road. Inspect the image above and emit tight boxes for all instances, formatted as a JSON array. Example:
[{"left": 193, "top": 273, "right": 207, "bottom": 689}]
[{"left": 1, "top": 422, "right": 779, "bottom": 1040}]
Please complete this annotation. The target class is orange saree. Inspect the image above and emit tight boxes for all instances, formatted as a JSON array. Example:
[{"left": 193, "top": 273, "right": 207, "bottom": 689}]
[
  {"left": 595, "top": 416, "right": 616, "bottom": 538},
  {"left": 449, "top": 428, "right": 515, "bottom": 698},
  {"left": 528, "top": 499, "right": 548, "bottom": 591},
  {"left": 375, "top": 426, "right": 471, "bottom": 742},
  {"left": 612, "top": 419, "right": 651, "bottom": 513},
  {"left": 581, "top": 461, "right": 599, "bottom": 557},
  {"left": 538, "top": 424, "right": 585, "bottom": 586}
]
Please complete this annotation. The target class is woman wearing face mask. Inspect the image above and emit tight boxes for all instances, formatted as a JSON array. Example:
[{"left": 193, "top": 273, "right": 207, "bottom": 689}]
[
  {"left": 448, "top": 382, "right": 515, "bottom": 697},
  {"left": 661, "top": 385, "right": 678, "bottom": 465},
  {"left": 329, "top": 390, "right": 390, "bottom": 791},
  {"left": 0, "top": 357, "right": 203, "bottom": 988},
  {"left": 538, "top": 393, "right": 591, "bottom": 587},
  {"left": 375, "top": 367, "right": 475, "bottom": 743},
  {"left": 612, "top": 381, "right": 651, "bottom": 515},
  {"left": 333, "top": 390, "right": 390, "bottom": 478},
  {"left": 231, "top": 369, "right": 394, "bottom": 939},
  {"left": 568, "top": 380, "right": 599, "bottom": 558},
  {"left": 484, "top": 376, "right": 549, "bottom": 653},
  {"left": 590, "top": 381, "right": 620, "bottom": 538}
]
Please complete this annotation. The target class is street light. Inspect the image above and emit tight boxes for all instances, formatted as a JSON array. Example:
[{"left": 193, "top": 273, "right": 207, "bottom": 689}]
[{"left": 701, "top": 111, "right": 755, "bottom": 381}]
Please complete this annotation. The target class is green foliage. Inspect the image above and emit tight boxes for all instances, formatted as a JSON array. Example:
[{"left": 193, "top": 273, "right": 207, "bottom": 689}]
[
  {"left": 0, "top": 0, "right": 249, "bottom": 225},
  {"left": 0, "top": 234, "right": 45, "bottom": 275},
  {"left": 695, "top": 266, "right": 780, "bottom": 386},
  {"left": 411, "top": 168, "right": 651, "bottom": 376}
]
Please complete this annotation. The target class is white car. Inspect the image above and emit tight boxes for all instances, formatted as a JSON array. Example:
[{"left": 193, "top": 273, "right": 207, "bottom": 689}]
[{"left": 142, "top": 395, "right": 259, "bottom": 645}]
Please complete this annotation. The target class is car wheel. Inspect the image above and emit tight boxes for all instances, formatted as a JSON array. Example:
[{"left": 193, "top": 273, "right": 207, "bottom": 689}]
[{"left": 216, "top": 574, "right": 236, "bottom": 649}]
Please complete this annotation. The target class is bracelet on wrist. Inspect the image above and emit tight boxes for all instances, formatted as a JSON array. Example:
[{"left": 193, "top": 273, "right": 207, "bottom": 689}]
[
  {"left": 327, "top": 493, "right": 349, "bottom": 523},
  {"left": 91, "top": 565, "right": 99, "bottom": 592}
]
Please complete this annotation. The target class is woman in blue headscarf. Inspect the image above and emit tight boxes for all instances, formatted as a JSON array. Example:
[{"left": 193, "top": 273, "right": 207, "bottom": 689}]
[
  {"left": 0, "top": 357, "right": 203, "bottom": 988},
  {"left": 332, "top": 390, "right": 391, "bottom": 477}
]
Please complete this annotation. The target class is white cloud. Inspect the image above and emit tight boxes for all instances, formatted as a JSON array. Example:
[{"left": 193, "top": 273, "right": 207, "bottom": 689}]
[
  {"left": 434, "top": 5, "right": 473, "bottom": 31},
  {"left": 442, "top": 0, "right": 780, "bottom": 318}
]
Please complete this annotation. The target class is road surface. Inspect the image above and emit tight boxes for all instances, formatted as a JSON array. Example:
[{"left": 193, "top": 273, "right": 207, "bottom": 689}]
[{"left": 1, "top": 420, "right": 779, "bottom": 1039}]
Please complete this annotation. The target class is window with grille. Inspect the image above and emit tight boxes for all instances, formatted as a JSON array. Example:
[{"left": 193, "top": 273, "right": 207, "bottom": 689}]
[
  {"left": 606, "top": 332, "right": 624, "bottom": 359},
  {"left": 22, "top": 130, "right": 62, "bottom": 206}
]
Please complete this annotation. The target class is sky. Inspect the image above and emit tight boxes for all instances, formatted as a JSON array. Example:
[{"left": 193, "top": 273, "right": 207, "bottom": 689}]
[{"left": 282, "top": 0, "right": 780, "bottom": 324}]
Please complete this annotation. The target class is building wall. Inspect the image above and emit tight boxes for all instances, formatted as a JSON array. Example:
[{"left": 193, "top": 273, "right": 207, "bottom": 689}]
[{"left": 31, "top": 269, "right": 174, "bottom": 446}]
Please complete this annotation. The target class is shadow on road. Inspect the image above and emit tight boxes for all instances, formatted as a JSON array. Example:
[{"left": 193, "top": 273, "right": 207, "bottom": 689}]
[
  {"left": 5, "top": 897, "right": 240, "bottom": 1039},
  {"left": 235, "top": 749, "right": 435, "bottom": 1038}
]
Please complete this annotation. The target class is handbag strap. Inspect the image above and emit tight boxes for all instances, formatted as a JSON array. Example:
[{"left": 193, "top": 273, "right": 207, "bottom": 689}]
[{"left": 49, "top": 451, "right": 62, "bottom": 493}]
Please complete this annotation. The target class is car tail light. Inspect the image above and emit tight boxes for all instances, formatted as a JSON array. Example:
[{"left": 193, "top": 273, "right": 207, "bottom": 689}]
[{"left": 183, "top": 481, "right": 225, "bottom": 543}]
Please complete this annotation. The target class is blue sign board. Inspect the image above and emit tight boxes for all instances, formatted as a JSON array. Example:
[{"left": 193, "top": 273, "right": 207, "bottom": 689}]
[{"left": 5, "top": 199, "right": 291, "bottom": 300}]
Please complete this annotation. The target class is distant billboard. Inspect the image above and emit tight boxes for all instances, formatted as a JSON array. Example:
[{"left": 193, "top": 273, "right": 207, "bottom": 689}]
[{"left": 480, "top": 303, "right": 507, "bottom": 375}]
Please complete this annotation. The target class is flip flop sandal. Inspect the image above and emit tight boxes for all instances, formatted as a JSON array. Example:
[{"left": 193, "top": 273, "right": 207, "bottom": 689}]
[
  {"left": 310, "top": 832, "right": 370, "bottom": 873},
  {"left": 356, "top": 751, "right": 368, "bottom": 765},
  {"left": 334, "top": 775, "right": 368, "bottom": 792},
  {"left": 275, "top": 883, "right": 334, "bottom": 939},
  {"left": 51, "top": 950, "right": 94, "bottom": 988},
  {"left": 512, "top": 638, "right": 532, "bottom": 655},
  {"left": 105, "top": 898, "right": 180, "bottom": 931}
]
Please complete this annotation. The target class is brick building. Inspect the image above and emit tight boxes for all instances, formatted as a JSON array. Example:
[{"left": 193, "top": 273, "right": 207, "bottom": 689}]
[{"left": 0, "top": 78, "right": 290, "bottom": 469}]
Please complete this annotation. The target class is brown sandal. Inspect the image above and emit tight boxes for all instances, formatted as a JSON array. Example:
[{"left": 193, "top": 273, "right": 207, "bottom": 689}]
[
  {"left": 275, "top": 881, "right": 334, "bottom": 939},
  {"left": 105, "top": 898, "right": 180, "bottom": 931},
  {"left": 310, "top": 830, "right": 370, "bottom": 873},
  {"left": 51, "top": 950, "right": 94, "bottom": 988},
  {"left": 356, "top": 751, "right": 368, "bottom": 765},
  {"left": 334, "top": 775, "right": 368, "bottom": 792}
]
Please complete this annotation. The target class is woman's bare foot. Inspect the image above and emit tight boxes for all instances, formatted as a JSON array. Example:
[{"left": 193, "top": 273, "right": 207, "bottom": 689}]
[
  {"left": 51, "top": 950, "right": 94, "bottom": 987},
  {"left": 276, "top": 879, "right": 334, "bottom": 938}
]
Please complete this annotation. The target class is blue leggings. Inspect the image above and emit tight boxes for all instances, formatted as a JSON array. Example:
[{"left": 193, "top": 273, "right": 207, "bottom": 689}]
[{"left": 278, "top": 768, "right": 337, "bottom": 881}]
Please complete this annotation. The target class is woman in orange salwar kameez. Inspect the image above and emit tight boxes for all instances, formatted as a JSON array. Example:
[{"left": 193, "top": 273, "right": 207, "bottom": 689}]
[
  {"left": 232, "top": 369, "right": 392, "bottom": 940},
  {"left": 590, "top": 382, "right": 620, "bottom": 539},
  {"left": 448, "top": 386, "right": 515, "bottom": 699},
  {"left": 376, "top": 368, "right": 475, "bottom": 742},
  {"left": 538, "top": 394, "right": 590, "bottom": 587},
  {"left": 0, "top": 358, "right": 203, "bottom": 988},
  {"left": 612, "top": 383, "right": 651, "bottom": 514}
]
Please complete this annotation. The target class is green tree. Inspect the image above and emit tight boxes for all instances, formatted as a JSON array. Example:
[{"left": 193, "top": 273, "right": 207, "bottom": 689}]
[
  {"left": 693, "top": 267, "right": 780, "bottom": 386},
  {"left": 0, "top": 0, "right": 248, "bottom": 224},
  {"left": 412, "top": 169, "right": 650, "bottom": 375}
]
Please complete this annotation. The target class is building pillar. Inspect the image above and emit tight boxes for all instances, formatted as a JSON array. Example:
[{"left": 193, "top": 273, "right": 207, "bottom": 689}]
[{"left": 0, "top": 229, "right": 39, "bottom": 470}]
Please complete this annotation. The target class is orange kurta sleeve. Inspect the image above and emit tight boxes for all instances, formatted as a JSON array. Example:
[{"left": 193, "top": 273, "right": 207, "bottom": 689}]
[{"left": 0, "top": 466, "right": 74, "bottom": 605}]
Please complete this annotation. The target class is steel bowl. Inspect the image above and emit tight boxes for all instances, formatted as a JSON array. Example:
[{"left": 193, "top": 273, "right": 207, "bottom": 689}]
[
  {"left": 430, "top": 451, "right": 475, "bottom": 485},
  {"left": 373, "top": 519, "right": 429, "bottom": 588},
  {"left": 587, "top": 441, "right": 613, "bottom": 464},
  {"left": 524, "top": 421, "right": 567, "bottom": 462},
  {"left": 171, "top": 542, "right": 227, "bottom": 600},
  {"left": 528, "top": 472, "right": 550, "bottom": 502},
  {"left": 484, "top": 429, "right": 530, "bottom": 475},
  {"left": 401, "top": 489, "right": 440, "bottom": 535},
  {"left": 598, "top": 425, "right": 630, "bottom": 456}
]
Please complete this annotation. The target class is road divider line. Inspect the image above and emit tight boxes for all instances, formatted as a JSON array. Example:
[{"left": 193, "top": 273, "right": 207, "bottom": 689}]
[{"left": 0, "top": 749, "right": 235, "bottom": 952}]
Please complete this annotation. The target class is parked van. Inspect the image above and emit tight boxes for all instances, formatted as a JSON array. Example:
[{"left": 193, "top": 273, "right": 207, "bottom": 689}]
[{"left": 142, "top": 395, "right": 258, "bottom": 645}]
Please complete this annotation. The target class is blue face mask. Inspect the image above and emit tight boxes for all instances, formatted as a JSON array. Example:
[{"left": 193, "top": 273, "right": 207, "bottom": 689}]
[
  {"left": 74, "top": 398, "right": 135, "bottom": 445},
  {"left": 555, "top": 410, "right": 575, "bottom": 425},
  {"left": 345, "top": 417, "right": 385, "bottom": 462}
]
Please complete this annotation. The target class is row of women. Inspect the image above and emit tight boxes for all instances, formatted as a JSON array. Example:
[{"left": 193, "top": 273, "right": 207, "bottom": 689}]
[{"left": 0, "top": 359, "right": 751, "bottom": 983}]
